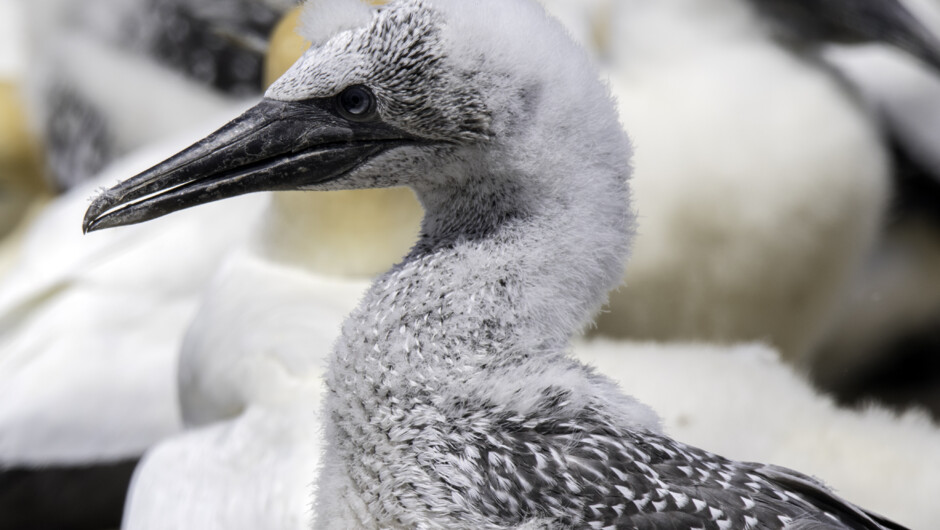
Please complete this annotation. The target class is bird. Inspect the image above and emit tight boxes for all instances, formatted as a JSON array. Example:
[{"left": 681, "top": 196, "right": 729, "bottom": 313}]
[
  {"left": 0, "top": 0, "right": 296, "bottom": 525},
  {"left": 809, "top": 0, "right": 940, "bottom": 417},
  {"left": 118, "top": 4, "right": 940, "bottom": 528},
  {"left": 84, "top": 0, "right": 912, "bottom": 527},
  {"left": 591, "top": 0, "right": 940, "bottom": 367}
]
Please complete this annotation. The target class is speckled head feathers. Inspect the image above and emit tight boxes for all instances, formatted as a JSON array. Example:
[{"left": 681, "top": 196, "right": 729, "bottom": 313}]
[
  {"left": 267, "top": 0, "right": 491, "bottom": 142},
  {"left": 266, "top": 0, "right": 622, "bottom": 148}
]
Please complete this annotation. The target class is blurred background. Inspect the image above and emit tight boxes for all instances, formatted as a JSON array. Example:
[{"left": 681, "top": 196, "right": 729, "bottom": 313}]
[{"left": 2, "top": 0, "right": 940, "bottom": 528}]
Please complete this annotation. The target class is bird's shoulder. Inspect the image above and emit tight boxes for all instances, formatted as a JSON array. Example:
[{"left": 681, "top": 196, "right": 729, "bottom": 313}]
[{"left": 412, "top": 385, "right": 895, "bottom": 530}]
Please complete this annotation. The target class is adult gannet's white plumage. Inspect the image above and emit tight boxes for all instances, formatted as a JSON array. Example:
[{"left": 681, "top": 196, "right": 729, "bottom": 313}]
[
  {"left": 121, "top": 256, "right": 370, "bottom": 529},
  {"left": 1, "top": 0, "right": 297, "bottom": 488},
  {"left": 591, "top": 0, "right": 893, "bottom": 363},
  {"left": 85, "top": 0, "right": 911, "bottom": 527},
  {"left": 0, "top": 115, "right": 268, "bottom": 527},
  {"left": 0, "top": 2, "right": 296, "bottom": 524}
]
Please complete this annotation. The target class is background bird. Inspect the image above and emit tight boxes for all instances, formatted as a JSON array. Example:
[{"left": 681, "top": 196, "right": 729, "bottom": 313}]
[
  {"left": 811, "top": 0, "right": 940, "bottom": 419},
  {"left": 0, "top": 0, "right": 290, "bottom": 526},
  {"left": 593, "top": 0, "right": 938, "bottom": 369},
  {"left": 0, "top": 132, "right": 269, "bottom": 529},
  {"left": 20, "top": 0, "right": 292, "bottom": 192},
  {"left": 561, "top": 0, "right": 940, "bottom": 431}
]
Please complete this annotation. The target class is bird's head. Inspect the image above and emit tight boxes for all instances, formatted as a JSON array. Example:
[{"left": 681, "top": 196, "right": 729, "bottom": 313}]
[{"left": 83, "top": 0, "right": 627, "bottom": 234}]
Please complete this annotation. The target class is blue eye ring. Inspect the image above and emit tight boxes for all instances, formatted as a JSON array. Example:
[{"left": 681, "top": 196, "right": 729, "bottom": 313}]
[{"left": 336, "top": 85, "right": 377, "bottom": 121}]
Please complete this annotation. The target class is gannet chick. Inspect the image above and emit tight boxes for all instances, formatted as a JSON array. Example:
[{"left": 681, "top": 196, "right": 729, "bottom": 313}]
[
  {"left": 84, "top": 0, "right": 909, "bottom": 527},
  {"left": 129, "top": 5, "right": 938, "bottom": 527}
]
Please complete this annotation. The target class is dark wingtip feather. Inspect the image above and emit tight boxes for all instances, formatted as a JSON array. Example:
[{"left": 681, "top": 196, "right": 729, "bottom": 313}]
[{"left": 757, "top": 465, "right": 906, "bottom": 530}]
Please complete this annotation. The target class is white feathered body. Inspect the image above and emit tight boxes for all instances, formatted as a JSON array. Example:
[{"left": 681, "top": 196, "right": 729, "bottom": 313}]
[
  {"left": 123, "top": 248, "right": 370, "bottom": 530},
  {"left": 0, "top": 121, "right": 265, "bottom": 465}
]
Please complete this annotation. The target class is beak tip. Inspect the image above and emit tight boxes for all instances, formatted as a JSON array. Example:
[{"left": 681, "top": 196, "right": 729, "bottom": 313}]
[
  {"left": 81, "top": 215, "right": 98, "bottom": 235},
  {"left": 83, "top": 194, "right": 114, "bottom": 234}
]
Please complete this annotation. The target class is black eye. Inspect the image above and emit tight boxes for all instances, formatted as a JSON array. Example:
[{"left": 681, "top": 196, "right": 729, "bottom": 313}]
[{"left": 336, "top": 85, "right": 377, "bottom": 121}]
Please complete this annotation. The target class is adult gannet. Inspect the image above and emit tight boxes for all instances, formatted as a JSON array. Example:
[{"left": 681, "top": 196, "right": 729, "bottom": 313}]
[
  {"left": 0, "top": 0, "right": 288, "bottom": 513},
  {"left": 592, "top": 0, "right": 940, "bottom": 365},
  {"left": 810, "top": 0, "right": 940, "bottom": 416},
  {"left": 0, "top": 117, "right": 267, "bottom": 528},
  {"left": 1, "top": 9, "right": 290, "bottom": 526},
  {"left": 86, "top": 0, "right": 911, "bottom": 527}
]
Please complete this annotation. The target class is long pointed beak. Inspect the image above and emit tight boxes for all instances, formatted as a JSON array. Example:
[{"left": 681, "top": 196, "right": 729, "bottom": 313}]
[
  {"left": 83, "top": 98, "right": 414, "bottom": 233},
  {"left": 753, "top": 0, "right": 940, "bottom": 73}
]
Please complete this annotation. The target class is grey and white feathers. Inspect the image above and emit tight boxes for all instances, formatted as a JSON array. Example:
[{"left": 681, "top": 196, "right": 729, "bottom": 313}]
[{"left": 83, "top": 0, "right": 909, "bottom": 527}]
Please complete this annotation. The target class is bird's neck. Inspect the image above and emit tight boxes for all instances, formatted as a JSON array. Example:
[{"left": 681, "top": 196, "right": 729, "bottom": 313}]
[
  {"left": 250, "top": 188, "right": 423, "bottom": 278},
  {"left": 318, "top": 148, "right": 632, "bottom": 523},
  {"left": 328, "top": 161, "right": 632, "bottom": 398}
]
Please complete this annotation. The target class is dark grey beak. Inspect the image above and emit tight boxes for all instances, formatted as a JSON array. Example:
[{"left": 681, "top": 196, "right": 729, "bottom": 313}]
[
  {"left": 750, "top": 0, "right": 940, "bottom": 72},
  {"left": 83, "top": 98, "right": 414, "bottom": 233}
]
